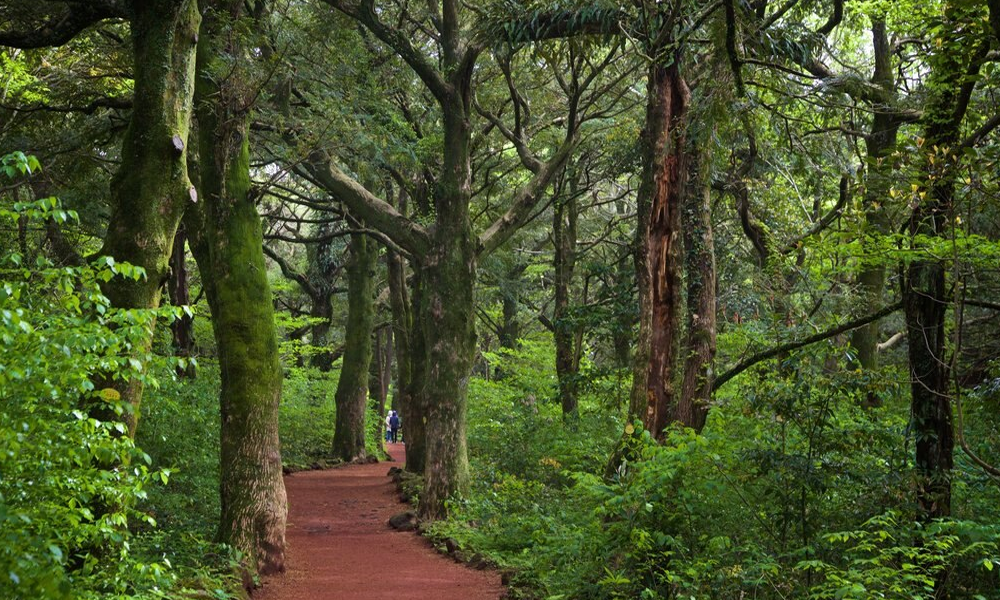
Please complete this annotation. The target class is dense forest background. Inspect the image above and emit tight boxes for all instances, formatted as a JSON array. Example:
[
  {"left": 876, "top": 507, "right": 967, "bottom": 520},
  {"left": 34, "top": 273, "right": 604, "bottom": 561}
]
[{"left": 3, "top": 0, "right": 1000, "bottom": 598}]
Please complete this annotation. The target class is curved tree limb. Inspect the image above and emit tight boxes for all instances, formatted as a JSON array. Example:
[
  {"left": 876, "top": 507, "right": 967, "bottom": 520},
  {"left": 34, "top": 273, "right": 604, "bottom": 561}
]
[
  {"left": 318, "top": 0, "right": 449, "bottom": 103},
  {"left": 713, "top": 301, "right": 903, "bottom": 391},
  {"left": 262, "top": 244, "right": 317, "bottom": 298},
  {"left": 478, "top": 133, "right": 577, "bottom": 257},
  {"left": 0, "top": 1, "right": 125, "bottom": 48},
  {"left": 814, "top": 0, "right": 844, "bottom": 36},
  {"left": 0, "top": 95, "right": 132, "bottom": 114},
  {"left": 722, "top": 0, "right": 745, "bottom": 97},
  {"left": 299, "top": 152, "right": 431, "bottom": 256},
  {"left": 778, "top": 174, "right": 849, "bottom": 255}
]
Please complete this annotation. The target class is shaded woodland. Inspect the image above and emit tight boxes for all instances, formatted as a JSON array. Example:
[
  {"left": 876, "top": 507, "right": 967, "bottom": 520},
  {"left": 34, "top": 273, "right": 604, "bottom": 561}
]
[{"left": 2, "top": 0, "right": 1000, "bottom": 598}]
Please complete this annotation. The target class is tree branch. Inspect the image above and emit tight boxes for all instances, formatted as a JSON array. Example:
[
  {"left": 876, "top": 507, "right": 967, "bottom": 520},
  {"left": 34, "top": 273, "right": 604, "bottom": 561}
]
[
  {"left": 263, "top": 244, "right": 317, "bottom": 298},
  {"left": 814, "top": 0, "right": 844, "bottom": 36},
  {"left": 0, "top": 1, "right": 125, "bottom": 48},
  {"left": 319, "top": 0, "right": 449, "bottom": 103},
  {"left": 478, "top": 134, "right": 577, "bottom": 257},
  {"left": 299, "top": 151, "right": 431, "bottom": 256},
  {"left": 957, "top": 112, "right": 1000, "bottom": 151},
  {"left": 964, "top": 299, "right": 1000, "bottom": 312},
  {"left": 778, "top": 174, "right": 849, "bottom": 255},
  {"left": 0, "top": 95, "right": 132, "bottom": 114},
  {"left": 713, "top": 301, "right": 903, "bottom": 391}
]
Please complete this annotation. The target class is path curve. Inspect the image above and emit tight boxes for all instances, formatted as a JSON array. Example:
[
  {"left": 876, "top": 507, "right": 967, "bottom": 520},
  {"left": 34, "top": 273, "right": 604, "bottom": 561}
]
[{"left": 253, "top": 443, "right": 503, "bottom": 600}]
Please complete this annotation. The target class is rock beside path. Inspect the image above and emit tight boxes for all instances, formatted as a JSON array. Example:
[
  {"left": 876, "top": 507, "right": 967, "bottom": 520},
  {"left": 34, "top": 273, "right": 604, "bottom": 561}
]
[{"left": 389, "top": 511, "right": 418, "bottom": 531}]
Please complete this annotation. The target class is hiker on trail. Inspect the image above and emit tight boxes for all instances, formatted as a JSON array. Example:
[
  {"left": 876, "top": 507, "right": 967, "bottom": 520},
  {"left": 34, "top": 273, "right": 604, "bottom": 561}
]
[
  {"left": 384, "top": 411, "right": 393, "bottom": 442},
  {"left": 389, "top": 411, "right": 401, "bottom": 443}
]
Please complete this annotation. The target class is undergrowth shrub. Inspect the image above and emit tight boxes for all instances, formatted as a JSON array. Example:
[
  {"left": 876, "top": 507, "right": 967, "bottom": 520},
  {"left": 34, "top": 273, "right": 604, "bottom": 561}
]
[
  {"left": 442, "top": 338, "right": 1000, "bottom": 599},
  {"left": 0, "top": 186, "right": 175, "bottom": 599},
  {"left": 137, "top": 361, "right": 245, "bottom": 600},
  {"left": 798, "top": 512, "right": 1000, "bottom": 599},
  {"left": 280, "top": 366, "right": 339, "bottom": 467}
]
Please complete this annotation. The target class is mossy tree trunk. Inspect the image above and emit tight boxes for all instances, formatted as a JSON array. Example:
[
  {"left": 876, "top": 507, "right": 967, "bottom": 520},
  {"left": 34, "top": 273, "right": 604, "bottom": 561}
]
[
  {"left": 332, "top": 232, "right": 376, "bottom": 462},
  {"left": 499, "top": 288, "right": 520, "bottom": 350},
  {"left": 96, "top": 0, "right": 201, "bottom": 435},
  {"left": 401, "top": 263, "right": 428, "bottom": 474},
  {"left": 419, "top": 92, "right": 477, "bottom": 519},
  {"left": 187, "top": 0, "right": 286, "bottom": 575},
  {"left": 553, "top": 182, "right": 579, "bottom": 419},
  {"left": 679, "top": 142, "right": 715, "bottom": 432},
  {"left": 309, "top": 223, "right": 342, "bottom": 371}
]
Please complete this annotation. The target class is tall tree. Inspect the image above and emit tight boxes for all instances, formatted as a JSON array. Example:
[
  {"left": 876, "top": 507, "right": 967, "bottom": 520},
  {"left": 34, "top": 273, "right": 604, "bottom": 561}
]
[
  {"left": 186, "top": 0, "right": 286, "bottom": 575},
  {"left": 553, "top": 167, "right": 581, "bottom": 418},
  {"left": 306, "top": 0, "right": 578, "bottom": 519},
  {"left": 904, "top": 0, "right": 994, "bottom": 520},
  {"left": 679, "top": 139, "right": 715, "bottom": 432},
  {"left": 332, "top": 231, "right": 376, "bottom": 462},
  {"left": 629, "top": 43, "right": 691, "bottom": 439},
  {"left": 847, "top": 17, "right": 903, "bottom": 385}
]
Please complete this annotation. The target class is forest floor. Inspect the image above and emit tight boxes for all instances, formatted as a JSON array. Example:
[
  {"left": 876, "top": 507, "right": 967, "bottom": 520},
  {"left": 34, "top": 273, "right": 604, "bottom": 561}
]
[{"left": 252, "top": 442, "right": 504, "bottom": 600}]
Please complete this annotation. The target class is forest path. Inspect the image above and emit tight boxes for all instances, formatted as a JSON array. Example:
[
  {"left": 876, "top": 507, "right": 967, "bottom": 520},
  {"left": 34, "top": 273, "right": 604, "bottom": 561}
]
[{"left": 253, "top": 443, "right": 504, "bottom": 600}]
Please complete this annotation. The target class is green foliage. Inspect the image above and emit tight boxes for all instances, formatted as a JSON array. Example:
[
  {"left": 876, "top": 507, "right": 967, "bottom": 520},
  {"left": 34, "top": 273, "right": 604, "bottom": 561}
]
[
  {"left": 136, "top": 360, "right": 253, "bottom": 599},
  {"left": 0, "top": 180, "right": 172, "bottom": 598},
  {"left": 440, "top": 339, "right": 1000, "bottom": 599},
  {"left": 473, "top": 339, "right": 623, "bottom": 479},
  {"left": 798, "top": 512, "right": 1000, "bottom": 599},
  {"left": 1, "top": 151, "right": 41, "bottom": 179},
  {"left": 279, "top": 366, "right": 339, "bottom": 468},
  {"left": 366, "top": 397, "right": 387, "bottom": 459},
  {"left": 138, "top": 364, "right": 222, "bottom": 536}
]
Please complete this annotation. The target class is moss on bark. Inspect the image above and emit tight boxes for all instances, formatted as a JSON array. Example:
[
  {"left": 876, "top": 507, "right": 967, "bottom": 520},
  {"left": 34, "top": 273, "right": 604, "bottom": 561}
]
[
  {"left": 95, "top": 0, "right": 201, "bottom": 435},
  {"left": 187, "top": 0, "right": 286, "bottom": 574},
  {"left": 332, "top": 233, "right": 376, "bottom": 462}
]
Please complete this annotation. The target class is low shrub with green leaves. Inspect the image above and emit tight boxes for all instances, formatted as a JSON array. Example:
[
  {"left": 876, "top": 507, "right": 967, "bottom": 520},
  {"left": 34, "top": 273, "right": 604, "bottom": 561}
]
[
  {"left": 280, "top": 366, "right": 340, "bottom": 467},
  {"left": 438, "top": 340, "right": 1000, "bottom": 600},
  {"left": 0, "top": 186, "right": 175, "bottom": 599}
]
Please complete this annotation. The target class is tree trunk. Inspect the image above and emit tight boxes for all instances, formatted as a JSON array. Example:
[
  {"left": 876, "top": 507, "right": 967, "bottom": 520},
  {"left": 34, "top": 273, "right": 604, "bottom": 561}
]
[
  {"left": 419, "top": 99, "right": 476, "bottom": 519},
  {"left": 371, "top": 325, "right": 393, "bottom": 450},
  {"left": 630, "top": 58, "right": 690, "bottom": 440},
  {"left": 188, "top": 1, "right": 286, "bottom": 575},
  {"left": 95, "top": 0, "right": 201, "bottom": 435},
  {"left": 612, "top": 248, "right": 634, "bottom": 374},
  {"left": 499, "top": 288, "right": 520, "bottom": 350},
  {"left": 848, "top": 19, "right": 899, "bottom": 396},
  {"left": 554, "top": 185, "right": 579, "bottom": 418},
  {"left": 372, "top": 326, "right": 392, "bottom": 416},
  {"left": 679, "top": 142, "right": 715, "bottom": 432},
  {"left": 310, "top": 223, "right": 340, "bottom": 371},
  {"left": 309, "top": 295, "right": 334, "bottom": 371},
  {"left": 402, "top": 262, "right": 428, "bottom": 474},
  {"left": 332, "top": 232, "right": 376, "bottom": 462},
  {"left": 167, "top": 224, "right": 196, "bottom": 378},
  {"left": 903, "top": 3, "right": 983, "bottom": 520}
]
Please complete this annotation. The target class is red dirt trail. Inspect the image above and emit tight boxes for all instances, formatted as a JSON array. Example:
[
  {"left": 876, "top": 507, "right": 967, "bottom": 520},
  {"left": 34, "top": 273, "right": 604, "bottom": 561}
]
[{"left": 253, "top": 443, "right": 504, "bottom": 600}]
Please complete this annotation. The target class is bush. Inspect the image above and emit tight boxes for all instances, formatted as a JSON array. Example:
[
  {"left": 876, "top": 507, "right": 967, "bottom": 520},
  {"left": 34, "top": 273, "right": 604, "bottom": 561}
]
[
  {"left": 280, "top": 366, "right": 339, "bottom": 467},
  {"left": 442, "top": 339, "right": 1000, "bottom": 599},
  {"left": 0, "top": 186, "right": 173, "bottom": 599}
]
